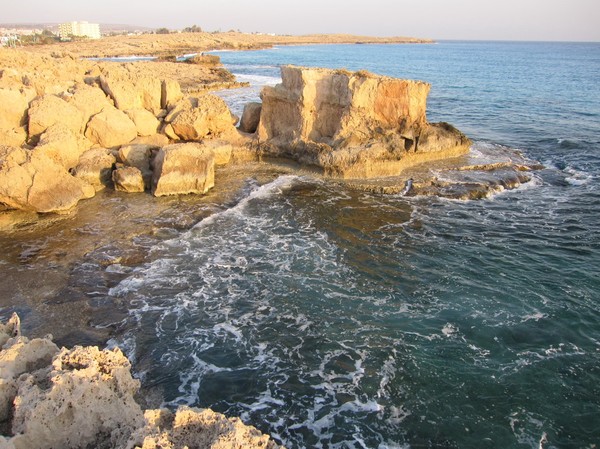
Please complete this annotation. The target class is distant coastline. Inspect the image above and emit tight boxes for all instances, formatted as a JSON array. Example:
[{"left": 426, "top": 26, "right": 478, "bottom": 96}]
[{"left": 20, "top": 31, "right": 434, "bottom": 58}]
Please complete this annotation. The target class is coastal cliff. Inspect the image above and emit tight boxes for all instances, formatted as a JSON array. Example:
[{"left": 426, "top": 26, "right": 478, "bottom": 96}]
[{"left": 0, "top": 314, "right": 283, "bottom": 449}]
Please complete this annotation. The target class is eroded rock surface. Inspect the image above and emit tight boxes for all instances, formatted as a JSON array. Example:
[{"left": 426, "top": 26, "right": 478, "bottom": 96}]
[
  {"left": 0, "top": 315, "right": 283, "bottom": 449},
  {"left": 258, "top": 66, "right": 471, "bottom": 178}
]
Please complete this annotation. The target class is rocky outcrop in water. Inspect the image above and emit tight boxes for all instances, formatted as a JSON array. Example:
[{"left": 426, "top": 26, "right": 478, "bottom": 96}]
[
  {"left": 0, "top": 314, "right": 283, "bottom": 449},
  {"left": 258, "top": 66, "right": 471, "bottom": 177}
]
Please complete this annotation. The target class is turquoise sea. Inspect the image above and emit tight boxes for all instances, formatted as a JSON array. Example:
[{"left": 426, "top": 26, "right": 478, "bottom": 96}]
[{"left": 4, "top": 41, "right": 600, "bottom": 448}]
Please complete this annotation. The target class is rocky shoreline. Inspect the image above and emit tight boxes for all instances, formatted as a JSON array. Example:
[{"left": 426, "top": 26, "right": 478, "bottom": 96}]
[
  {"left": 0, "top": 314, "right": 283, "bottom": 449},
  {"left": 0, "top": 45, "right": 540, "bottom": 221}
]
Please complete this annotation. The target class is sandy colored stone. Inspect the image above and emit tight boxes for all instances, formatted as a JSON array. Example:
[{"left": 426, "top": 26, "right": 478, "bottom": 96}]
[
  {"left": 85, "top": 108, "right": 138, "bottom": 148},
  {"left": 10, "top": 346, "right": 144, "bottom": 449},
  {"left": 0, "top": 127, "right": 27, "bottom": 148},
  {"left": 239, "top": 102, "right": 262, "bottom": 134},
  {"left": 32, "top": 123, "right": 92, "bottom": 169},
  {"left": 63, "top": 82, "right": 114, "bottom": 124},
  {"left": 113, "top": 166, "right": 146, "bottom": 193},
  {"left": 27, "top": 94, "right": 85, "bottom": 139},
  {"left": 202, "top": 139, "right": 233, "bottom": 165},
  {"left": 0, "top": 314, "right": 284, "bottom": 449},
  {"left": 130, "top": 134, "right": 170, "bottom": 147},
  {"left": 0, "top": 146, "right": 95, "bottom": 213},
  {"left": 170, "top": 95, "right": 237, "bottom": 141},
  {"left": 125, "top": 109, "right": 161, "bottom": 137},
  {"left": 99, "top": 66, "right": 162, "bottom": 113},
  {"left": 258, "top": 66, "right": 471, "bottom": 178},
  {"left": 0, "top": 88, "right": 30, "bottom": 132},
  {"left": 71, "top": 147, "right": 117, "bottom": 191},
  {"left": 152, "top": 143, "right": 215, "bottom": 197},
  {"left": 161, "top": 79, "right": 183, "bottom": 109}
]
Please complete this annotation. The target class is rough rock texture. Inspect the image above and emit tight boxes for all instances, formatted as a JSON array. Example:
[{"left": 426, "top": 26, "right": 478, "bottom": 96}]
[
  {"left": 0, "top": 315, "right": 283, "bottom": 449},
  {"left": 152, "top": 143, "right": 215, "bottom": 197},
  {"left": 85, "top": 108, "right": 138, "bottom": 148},
  {"left": 0, "top": 146, "right": 95, "bottom": 213},
  {"left": 63, "top": 83, "right": 114, "bottom": 124},
  {"left": 239, "top": 102, "right": 262, "bottom": 134},
  {"left": 71, "top": 148, "right": 117, "bottom": 191},
  {"left": 0, "top": 88, "right": 33, "bottom": 146},
  {"left": 161, "top": 79, "right": 183, "bottom": 109},
  {"left": 32, "top": 123, "right": 92, "bottom": 169},
  {"left": 168, "top": 95, "right": 237, "bottom": 141},
  {"left": 130, "top": 134, "right": 170, "bottom": 148},
  {"left": 99, "top": 67, "right": 163, "bottom": 113},
  {"left": 125, "top": 109, "right": 161, "bottom": 137},
  {"left": 113, "top": 166, "right": 146, "bottom": 193},
  {"left": 202, "top": 140, "right": 233, "bottom": 166},
  {"left": 257, "top": 66, "right": 471, "bottom": 178},
  {"left": 27, "top": 94, "right": 85, "bottom": 140}
]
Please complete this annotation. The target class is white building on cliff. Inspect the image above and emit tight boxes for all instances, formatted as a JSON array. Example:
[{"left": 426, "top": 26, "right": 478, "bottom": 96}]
[{"left": 58, "top": 21, "right": 101, "bottom": 40}]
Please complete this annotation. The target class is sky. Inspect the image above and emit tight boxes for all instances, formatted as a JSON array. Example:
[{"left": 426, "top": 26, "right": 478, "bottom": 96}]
[{"left": 2, "top": 0, "right": 599, "bottom": 42}]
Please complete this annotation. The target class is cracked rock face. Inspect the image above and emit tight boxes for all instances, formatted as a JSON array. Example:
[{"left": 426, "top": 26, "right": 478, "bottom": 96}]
[
  {"left": 0, "top": 314, "right": 283, "bottom": 449},
  {"left": 257, "top": 66, "right": 471, "bottom": 178}
]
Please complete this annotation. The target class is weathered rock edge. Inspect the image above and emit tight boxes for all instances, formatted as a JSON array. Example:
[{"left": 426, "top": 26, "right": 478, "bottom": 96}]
[{"left": 0, "top": 314, "right": 283, "bottom": 449}]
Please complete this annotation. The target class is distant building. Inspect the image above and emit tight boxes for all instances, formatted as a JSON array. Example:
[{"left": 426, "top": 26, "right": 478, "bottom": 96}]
[{"left": 58, "top": 21, "right": 101, "bottom": 40}]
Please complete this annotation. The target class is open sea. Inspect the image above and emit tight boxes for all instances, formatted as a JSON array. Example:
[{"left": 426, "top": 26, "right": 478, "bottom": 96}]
[{"left": 2, "top": 41, "right": 600, "bottom": 448}]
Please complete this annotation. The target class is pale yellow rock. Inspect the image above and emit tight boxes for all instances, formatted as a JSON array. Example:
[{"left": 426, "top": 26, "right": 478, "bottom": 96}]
[
  {"left": 99, "top": 66, "right": 162, "bottom": 113},
  {"left": 0, "top": 146, "right": 95, "bottom": 213},
  {"left": 10, "top": 346, "right": 144, "bottom": 449},
  {"left": 258, "top": 66, "right": 471, "bottom": 178},
  {"left": 27, "top": 94, "right": 85, "bottom": 139},
  {"left": 152, "top": 142, "right": 215, "bottom": 197},
  {"left": 202, "top": 139, "right": 233, "bottom": 165},
  {"left": 85, "top": 107, "right": 138, "bottom": 148},
  {"left": 239, "top": 102, "right": 262, "bottom": 134},
  {"left": 0, "top": 127, "right": 27, "bottom": 147},
  {"left": 162, "top": 123, "right": 179, "bottom": 141},
  {"left": 63, "top": 82, "right": 114, "bottom": 124},
  {"left": 32, "top": 123, "right": 92, "bottom": 169},
  {"left": 113, "top": 166, "right": 146, "bottom": 193},
  {"left": 125, "top": 109, "right": 161, "bottom": 136},
  {"left": 161, "top": 79, "right": 183, "bottom": 109},
  {"left": 0, "top": 88, "right": 29, "bottom": 131},
  {"left": 130, "top": 134, "right": 170, "bottom": 147},
  {"left": 71, "top": 147, "right": 117, "bottom": 191},
  {"left": 170, "top": 95, "right": 237, "bottom": 141}
]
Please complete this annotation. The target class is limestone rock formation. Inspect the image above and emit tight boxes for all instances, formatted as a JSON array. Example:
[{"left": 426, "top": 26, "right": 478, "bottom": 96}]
[
  {"left": 125, "top": 109, "right": 161, "bottom": 137},
  {"left": 0, "top": 88, "right": 32, "bottom": 146},
  {"left": 27, "top": 94, "right": 85, "bottom": 140},
  {"left": 151, "top": 143, "right": 215, "bottom": 197},
  {"left": 0, "top": 315, "right": 283, "bottom": 449},
  {"left": 161, "top": 79, "right": 183, "bottom": 109},
  {"left": 63, "top": 83, "right": 114, "bottom": 125},
  {"left": 239, "top": 102, "right": 262, "bottom": 134},
  {"left": 99, "top": 67, "right": 162, "bottom": 113},
  {"left": 117, "top": 144, "right": 154, "bottom": 189},
  {"left": 0, "top": 146, "right": 95, "bottom": 213},
  {"left": 71, "top": 148, "right": 117, "bottom": 191},
  {"left": 168, "top": 95, "right": 237, "bottom": 141},
  {"left": 113, "top": 166, "right": 146, "bottom": 193},
  {"left": 85, "top": 108, "right": 138, "bottom": 148},
  {"left": 202, "top": 139, "right": 233, "bottom": 165},
  {"left": 257, "top": 66, "right": 471, "bottom": 178},
  {"left": 32, "top": 123, "right": 92, "bottom": 169}
]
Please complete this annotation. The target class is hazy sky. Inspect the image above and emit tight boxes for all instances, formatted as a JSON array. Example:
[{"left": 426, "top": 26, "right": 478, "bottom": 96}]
[{"left": 3, "top": 0, "right": 599, "bottom": 42}]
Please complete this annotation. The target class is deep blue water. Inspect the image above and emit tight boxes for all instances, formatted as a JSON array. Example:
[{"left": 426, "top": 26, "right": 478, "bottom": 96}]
[{"left": 106, "top": 42, "right": 599, "bottom": 448}]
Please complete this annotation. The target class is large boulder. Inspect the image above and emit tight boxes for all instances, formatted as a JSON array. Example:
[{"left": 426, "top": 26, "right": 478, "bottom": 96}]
[
  {"left": 0, "top": 146, "right": 95, "bottom": 213},
  {"left": 9, "top": 345, "right": 144, "bottom": 449},
  {"left": 63, "top": 83, "right": 114, "bottom": 124},
  {"left": 239, "top": 102, "right": 262, "bottom": 134},
  {"left": 258, "top": 66, "right": 471, "bottom": 178},
  {"left": 84, "top": 107, "right": 138, "bottom": 148},
  {"left": 99, "top": 66, "right": 162, "bottom": 113},
  {"left": 112, "top": 165, "right": 146, "bottom": 193},
  {"left": 169, "top": 95, "right": 237, "bottom": 141},
  {"left": 125, "top": 108, "right": 161, "bottom": 136},
  {"left": 27, "top": 94, "right": 85, "bottom": 140},
  {"left": 32, "top": 123, "right": 91, "bottom": 169},
  {"left": 161, "top": 79, "right": 183, "bottom": 109},
  {"left": 118, "top": 144, "right": 153, "bottom": 188},
  {"left": 151, "top": 143, "right": 215, "bottom": 197},
  {"left": 71, "top": 147, "right": 117, "bottom": 191},
  {"left": 0, "top": 88, "right": 30, "bottom": 132}
]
